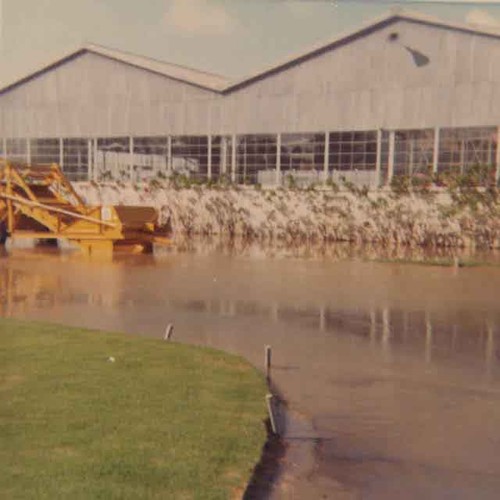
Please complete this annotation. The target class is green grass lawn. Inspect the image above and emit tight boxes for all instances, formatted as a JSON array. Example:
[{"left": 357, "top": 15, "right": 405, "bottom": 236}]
[{"left": 0, "top": 318, "right": 268, "bottom": 499}]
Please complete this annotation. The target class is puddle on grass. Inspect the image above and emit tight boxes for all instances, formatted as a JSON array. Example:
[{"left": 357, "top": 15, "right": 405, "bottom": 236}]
[{"left": 1, "top": 242, "right": 500, "bottom": 499}]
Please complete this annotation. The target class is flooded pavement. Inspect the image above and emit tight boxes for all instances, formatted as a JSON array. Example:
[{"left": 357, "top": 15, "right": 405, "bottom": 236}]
[{"left": 1, "top": 243, "right": 500, "bottom": 499}]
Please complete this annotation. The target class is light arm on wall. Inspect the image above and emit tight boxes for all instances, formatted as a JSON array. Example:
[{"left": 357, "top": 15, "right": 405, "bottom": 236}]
[
  {"left": 403, "top": 46, "right": 430, "bottom": 67},
  {"left": 388, "top": 32, "right": 430, "bottom": 68}
]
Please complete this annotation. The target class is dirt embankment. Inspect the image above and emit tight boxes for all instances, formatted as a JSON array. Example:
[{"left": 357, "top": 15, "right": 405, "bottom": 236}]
[{"left": 76, "top": 183, "right": 500, "bottom": 250}]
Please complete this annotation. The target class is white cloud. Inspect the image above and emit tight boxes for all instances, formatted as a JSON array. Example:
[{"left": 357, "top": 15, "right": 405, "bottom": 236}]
[
  {"left": 164, "top": 0, "right": 238, "bottom": 36},
  {"left": 465, "top": 9, "right": 500, "bottom": 28}
]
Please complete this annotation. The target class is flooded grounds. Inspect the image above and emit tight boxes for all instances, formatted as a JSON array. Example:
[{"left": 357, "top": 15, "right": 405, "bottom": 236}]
[{"left": 1, "top": 241, "right": 500, "bottom": 499}]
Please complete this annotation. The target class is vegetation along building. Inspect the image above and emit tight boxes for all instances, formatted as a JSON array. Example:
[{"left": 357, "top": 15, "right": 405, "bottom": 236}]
[{"left": 1, "top": 11, "right": 500, "bottom": 187}]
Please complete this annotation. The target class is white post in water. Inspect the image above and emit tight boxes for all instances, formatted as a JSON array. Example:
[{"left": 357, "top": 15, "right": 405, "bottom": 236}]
[
  {"left": 266, "top": 394, "right": 278, "bottom": 435},
  {"left": 164, "top": 323, "right": 174, "bottom": 341},
  {"left": 265, "top": 345, "right": 272, "bottom": 380}
]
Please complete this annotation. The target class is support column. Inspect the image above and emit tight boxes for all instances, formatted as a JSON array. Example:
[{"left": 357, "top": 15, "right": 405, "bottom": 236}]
[
  {"left": 207, "top": 135, "right": 212, "bottom": 180},
  {"left": 167, "top": 136, "right": 172, "bottom": 177},
  {"left": 26, "top": 138, "right": 31, "bottom": 165},
  {"left": 375, "top": 129, "right": 382, "bottom": 188},
  {"left": 231, "top": 134, "right": 236, "bottom": 183},
  {"left": 93, "top": 139, "right": 98, "bottom": 182},
  {"left": 59, "top": 137, "right": 64, "bottom": 168},
  {"left": 387, "top": 130, "right": 395, "bottom": 186},
  {"left": 129, "top": 136, "right": 134, "bottom": 182},
  {"left": 276, "top": 133, "right": 281, "bottom": 186},
  {"left": 87, "top": 139, "right": 92, "bottom": 181},
  {"left": 1, "top": 138, "right": 6, "bottom": 160},
  {"left": 323, "top": 131, "right": 330, "bottom": 184},
  {"left": 221, "top": 137, "right": 227, "bottom": 176},
  {"left": 432, "top": 127, "right": 440, "bottom": 175}
]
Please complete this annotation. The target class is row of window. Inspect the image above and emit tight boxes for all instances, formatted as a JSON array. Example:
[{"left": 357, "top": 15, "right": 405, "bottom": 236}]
[{"left": 0, "top": 127, "right": 497, "bottom": 183}]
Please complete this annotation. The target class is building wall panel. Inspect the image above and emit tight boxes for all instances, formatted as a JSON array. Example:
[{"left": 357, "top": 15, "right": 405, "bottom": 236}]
[
  {"left": 0, "top": 52, "right": 220, "bottom": 138},
  {"left": 225, "top": 19, "right": 500, "bottom": 133},
  {"left": 3, "top": 18, "right": 500, "bottom": 140}
]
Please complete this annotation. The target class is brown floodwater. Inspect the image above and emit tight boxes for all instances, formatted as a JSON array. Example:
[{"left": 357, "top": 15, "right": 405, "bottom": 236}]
[{"left": 1, "top": 242, "right": 500, "bottom": 499}]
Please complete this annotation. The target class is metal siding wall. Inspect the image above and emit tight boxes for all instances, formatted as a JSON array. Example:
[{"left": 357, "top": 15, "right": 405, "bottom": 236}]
[
  {"left": 0, "top": 52, "right": 219, "bottom": 138},
  {"left": 3, "top": 20, "right": 500, "bottom": 139},
  {"left": 225, "top": 20, "right": 500, "bottom": 132}
]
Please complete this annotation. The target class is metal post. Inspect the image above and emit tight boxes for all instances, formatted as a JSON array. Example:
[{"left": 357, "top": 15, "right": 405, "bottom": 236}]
[
  {"left": 129, "top": 136, "right": 134, "bottom": 182},
  {"left": 323, "top": 131, "right": 330, "bottom": 184},
  {"left": 375, "top": 129, "right": 382, "bottom": 188},
  {"left": 167, "top": 136, "right": 172, "bottom": 177},
  {"left": 26, "top": 138, "right": 31, "bottom": 165},
  {"left": 231, "top": 134, "right": 236, "bottom": 183},
  {"left": 93, "top": 139, "right": 98, "bottom": 182},
  {"left": 460, "top": 136, "right": 466, "bottom": 175},
  {"left": 265, "top": 345, "right": 272, "bottom": 380},
  {"left": 87, "top": 139, "right": 92, "bottom": 181},
  {"left": 387, "top": 130, "right": 395, "bottom": 186},
  {"left": 59, "top": 137, "right": 64, "bottom": 169},
  {"left": 164, "top": 323, "right": 174, "bottom": 341},
  {"left": 221, "top": 137, "right": 227, "bottom": 176},
  {"left": 432, "top": 127, "right": 440, "bottom": 175},
  {"left": 276, "top": 133, "right": 281, "bottom": 186},
  {"left": 266, "top": 394, "right": 278, "bottom": 434},
  {"left": 207, "top": 135, "right": 212, "bottom": 180}
]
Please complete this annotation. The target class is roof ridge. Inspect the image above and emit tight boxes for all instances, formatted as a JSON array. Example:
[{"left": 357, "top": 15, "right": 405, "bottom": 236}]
[
  {"left": 225, "top": 8, "right": 500, "bottom": 91},
  {"left": 84, "top": 42, "right": 230, "bottom": 81}
]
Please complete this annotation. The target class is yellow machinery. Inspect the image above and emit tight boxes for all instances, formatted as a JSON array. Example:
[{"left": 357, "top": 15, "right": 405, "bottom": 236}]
[{"left": 0, "top": 160, "right": 169, "bottom": 255}]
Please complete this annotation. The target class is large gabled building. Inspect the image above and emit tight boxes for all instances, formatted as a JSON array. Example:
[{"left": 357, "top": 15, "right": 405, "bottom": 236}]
[{"left": 1, "top": 10, "right": 499, "bottom": 186}]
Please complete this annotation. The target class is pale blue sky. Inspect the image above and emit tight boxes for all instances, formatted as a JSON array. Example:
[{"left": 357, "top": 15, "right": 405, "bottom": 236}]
[{"left": 1, "top": 0, "right": 500, "bottom": 87}]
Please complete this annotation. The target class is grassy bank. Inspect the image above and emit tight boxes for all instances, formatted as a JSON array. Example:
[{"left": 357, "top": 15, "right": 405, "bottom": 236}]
[{"left": 0, "top": 319, "right": 267, "bottom": 499}]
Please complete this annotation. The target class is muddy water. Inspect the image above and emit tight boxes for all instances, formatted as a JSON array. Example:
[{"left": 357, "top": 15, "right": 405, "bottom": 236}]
[{"left": 1, "top": 244, "right": 500, "bottom": 499}]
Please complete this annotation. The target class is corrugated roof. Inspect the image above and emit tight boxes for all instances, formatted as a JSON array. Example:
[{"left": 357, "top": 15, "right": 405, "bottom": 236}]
[
  {"left": 2, "top": 10, "right": 500, "bottom": 97},
  {"left": 225, "top": 9, "right": 500, "bottom": 92},
  {"left": 84, "top": 43, "right": 231, "bottom": 91},
  {"left": 0, "top": 43, "right": 231, "bottom": 95}
]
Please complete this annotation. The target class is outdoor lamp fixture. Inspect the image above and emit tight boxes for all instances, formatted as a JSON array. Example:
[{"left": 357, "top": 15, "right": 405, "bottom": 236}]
[{"left": 388, "top": 32, "right": 430, "bottom": 67}]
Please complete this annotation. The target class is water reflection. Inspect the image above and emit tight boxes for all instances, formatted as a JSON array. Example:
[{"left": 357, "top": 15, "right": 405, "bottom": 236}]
[{"left": 1, "top": 259, "right": 498, "bottom": 377}]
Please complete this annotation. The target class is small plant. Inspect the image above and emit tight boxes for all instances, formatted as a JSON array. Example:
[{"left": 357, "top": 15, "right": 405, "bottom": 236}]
[
  {"left": 325, "top": 177, "right": 339, "bottom": 193},
  {"left": 148, "top": 178, "right": 162, "bottom": 192},
  {"left": 390, "top": 175, "right": 410, "bottom": 197},
  {"left": 285, "top": 174, "right": 297, "bottom": 190}
]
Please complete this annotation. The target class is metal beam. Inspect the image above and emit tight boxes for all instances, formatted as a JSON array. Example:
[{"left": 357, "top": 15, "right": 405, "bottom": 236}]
[
  {"left": 231, "top": 134, "right": 236, "bottom": 183},
  {"left": 387, "top": 130, "right": 395, "bottom": 186},
  {"left": 323, "top": 131, "right": 330, "bottom": 184},
  {"left": 433, "top": 127, "right": 440, "bottom": 175},
  {"left": 375, "top": 129, "right": 382, "bottom": 188},
  {"left": 207, "top": 135, "right": 212, "bottom": 180},
  {"left": 276, "top": 133, "right": 281, "bottom": 186}
]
